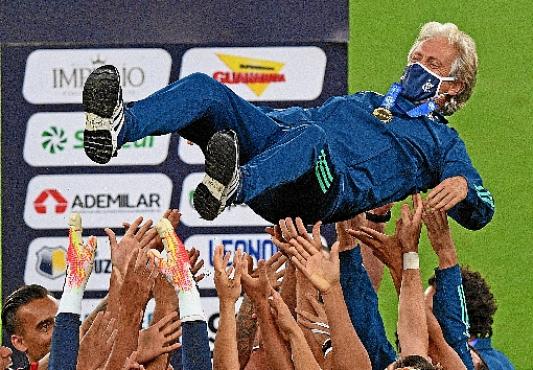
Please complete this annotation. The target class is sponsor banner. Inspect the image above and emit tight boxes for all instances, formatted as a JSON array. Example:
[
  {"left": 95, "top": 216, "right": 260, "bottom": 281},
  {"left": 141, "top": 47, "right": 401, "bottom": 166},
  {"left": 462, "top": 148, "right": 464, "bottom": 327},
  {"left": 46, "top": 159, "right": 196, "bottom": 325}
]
[
  {"left": 177, "top": 137, "right": 204, "bottom": 165},
  {"left": 24, "top": 236, "right": 114, "bottom": 291},
  {"left": 185, "top": 233, "right": 279, "bottom": 289},
  {"left": 178, "top": 173, "right": 270, "bottom": 227},
  {"left": 24, "top": 174, "right": 172, "bottom": 229},
  {"left": 23, "top": 48, "right": 172, "bottom": 104},
  {"left": 180, "top": 47, "right": 327, "bottom": 101},
  {"left": 24, "top": 112, "right": 171, "bottom": 167}
]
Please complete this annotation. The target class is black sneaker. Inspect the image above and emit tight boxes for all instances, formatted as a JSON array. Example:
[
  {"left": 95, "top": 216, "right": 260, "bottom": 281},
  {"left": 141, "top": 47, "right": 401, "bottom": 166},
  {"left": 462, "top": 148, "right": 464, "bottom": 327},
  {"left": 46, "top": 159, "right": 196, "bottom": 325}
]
[
  {"left": 82, "top": 65, "right": 124, "bottom": 164},
  {"left": 194, "top": 130, "right": 240, "bottom": 220}
]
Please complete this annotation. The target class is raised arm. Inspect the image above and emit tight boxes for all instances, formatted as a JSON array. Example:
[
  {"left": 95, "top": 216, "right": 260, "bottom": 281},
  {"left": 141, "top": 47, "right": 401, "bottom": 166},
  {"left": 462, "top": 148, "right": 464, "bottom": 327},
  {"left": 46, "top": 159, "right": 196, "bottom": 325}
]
[
  {"left": 289, "top": 238, "right": 372, "bottom": 370},
  {"left": 273, "top": 218, "right": 325, "bottom": 367},
  {"left": 396, "top": 194, "right": 429, "bottom": 359},
  {"left": 426, "top": 307, "right": 467, "bottom": 370},
  {"left": 423, "top": 207, "right": 474, "bottom": 369},
  {"left": 428, "top": 136, "right": 494, "bottom": 230},
  {"left": 213, "top": 246, "right": 246, "bottom": 370},
  {"left": 77, "top": 311, "right": 117, "bottom": 370},
  {"left": 103, "top": 247, "right": 159, "bottom": 370},
  {"left": 49, "top": 213, "right": 97, "bottom": 370},
  {"left": 241, "top": 260, "right": 294, "bottom": 370},
  {"left": 269, "top": 291, "right": 321, "bottom": 370}
]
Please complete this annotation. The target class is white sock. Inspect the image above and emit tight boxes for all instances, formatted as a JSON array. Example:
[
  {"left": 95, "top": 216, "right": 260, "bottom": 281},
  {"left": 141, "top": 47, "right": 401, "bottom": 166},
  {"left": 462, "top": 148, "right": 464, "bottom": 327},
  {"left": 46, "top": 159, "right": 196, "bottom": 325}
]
[{"left": 177, "top": 284, "right": 206, "bottom": 322}]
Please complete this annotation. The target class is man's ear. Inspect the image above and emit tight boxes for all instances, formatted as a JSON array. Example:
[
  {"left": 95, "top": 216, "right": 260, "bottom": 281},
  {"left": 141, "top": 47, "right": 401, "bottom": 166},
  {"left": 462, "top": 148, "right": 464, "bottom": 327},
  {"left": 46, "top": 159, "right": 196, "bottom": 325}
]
[{"left": 10, "top": 334, "right": 27, "bottom": 353}]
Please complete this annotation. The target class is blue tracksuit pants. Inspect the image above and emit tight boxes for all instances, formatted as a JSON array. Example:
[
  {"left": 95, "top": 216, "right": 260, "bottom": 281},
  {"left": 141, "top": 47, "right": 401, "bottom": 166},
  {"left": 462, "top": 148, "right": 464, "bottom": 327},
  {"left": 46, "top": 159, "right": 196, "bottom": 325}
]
[{"left": 120, "top": 72, "right": 337, "bottom": 224}]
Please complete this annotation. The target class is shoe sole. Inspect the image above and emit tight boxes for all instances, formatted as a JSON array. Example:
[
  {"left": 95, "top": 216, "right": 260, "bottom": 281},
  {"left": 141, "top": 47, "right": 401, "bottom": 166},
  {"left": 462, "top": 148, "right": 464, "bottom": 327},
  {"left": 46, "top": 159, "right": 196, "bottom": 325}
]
[
  {"left": 83, "top": 66, "right": 121, "bottom": 164},
  {"left": 194, "top": 132, "right": 238, "bottom": 220},
  {"left": 193, "top": 184, "right": 221, "bottom": 220}
]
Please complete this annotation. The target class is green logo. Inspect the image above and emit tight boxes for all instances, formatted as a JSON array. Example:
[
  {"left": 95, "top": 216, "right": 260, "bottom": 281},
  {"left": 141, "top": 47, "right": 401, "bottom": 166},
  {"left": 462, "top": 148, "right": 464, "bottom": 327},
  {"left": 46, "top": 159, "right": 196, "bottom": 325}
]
[
  {"left": 41, "top": 126, "right": 67, "bottom": 154},
  {"left": 315, "top": 149, "right": 334, "bottom": 194}
]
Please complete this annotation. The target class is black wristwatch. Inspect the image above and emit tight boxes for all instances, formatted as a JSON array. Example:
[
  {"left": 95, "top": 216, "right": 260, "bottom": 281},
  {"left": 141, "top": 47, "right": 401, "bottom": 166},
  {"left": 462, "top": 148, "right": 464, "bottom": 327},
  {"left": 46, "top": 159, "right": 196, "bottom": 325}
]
[{"left": 365, "top": 210, "right": 392, "bottom": 223}]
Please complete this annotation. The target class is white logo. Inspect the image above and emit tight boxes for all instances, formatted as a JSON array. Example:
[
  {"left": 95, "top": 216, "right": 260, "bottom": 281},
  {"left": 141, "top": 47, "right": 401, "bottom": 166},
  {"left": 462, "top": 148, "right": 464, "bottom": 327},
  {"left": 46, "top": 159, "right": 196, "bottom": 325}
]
[
  {"left": 179, "top": 47, "right": 326, "bottom": 101},
  {"left": 185, "top": 233, "right": 279, "bottom": 289},
  {"left": 24, "top": 112, "right": 171, "bottom": 167},
  {"left": 24, "top": 174, "right": 173, "bottom": 229},
  {"left": 422, "top": 80, "right": 435, "bottom": 92},
  {"left": 23, "top": 49, "right": 172, "bottom": 104},
  {"left": 178, "top": 173, "right": 270, "bottom": 227},
  {"left": 24, "top": 236, "right": 114, "bottom": 291}
]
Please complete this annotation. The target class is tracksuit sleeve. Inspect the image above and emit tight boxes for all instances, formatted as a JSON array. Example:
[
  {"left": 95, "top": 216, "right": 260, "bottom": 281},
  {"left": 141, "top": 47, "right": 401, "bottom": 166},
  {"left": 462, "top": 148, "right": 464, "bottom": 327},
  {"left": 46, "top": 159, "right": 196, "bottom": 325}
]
[
  {"left": 181, "top": 321, "right": 211, "bottom": 370},
  {"left": 433, "top": 265, "right": 474, "bottom": 370},
  {"left": 48, "top": 313, "right": 80, "bottom": 370},
  {"left": 440, "top": 137, "right": 495, "bottom": 230},
  {"left": 340, "top": 246, "right": 397, "bottom": 370}
]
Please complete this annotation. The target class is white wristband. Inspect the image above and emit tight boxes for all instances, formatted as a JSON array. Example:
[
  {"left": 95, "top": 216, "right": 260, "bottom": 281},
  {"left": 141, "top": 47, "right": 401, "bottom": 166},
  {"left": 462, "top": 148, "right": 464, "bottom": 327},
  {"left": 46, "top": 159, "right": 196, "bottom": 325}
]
[{"left": 403, "top": 252, "right": 419, "bottom": 270}]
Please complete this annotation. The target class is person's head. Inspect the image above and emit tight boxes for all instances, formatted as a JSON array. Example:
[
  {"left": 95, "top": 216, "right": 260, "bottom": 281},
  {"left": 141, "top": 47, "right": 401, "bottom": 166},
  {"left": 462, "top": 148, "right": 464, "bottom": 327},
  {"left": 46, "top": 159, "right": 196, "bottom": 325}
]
[
  {"left": 387, "top": 355, "right": 438, "bottom": 370},
  {"left": 460, "top": 266, "right": 497, "bottom": 339},
  {"left": 406, "top": 21, "right": 478, "bottom": 115},
  {"left": 1, "top": 285, "right": 58, "bottom": 362}
]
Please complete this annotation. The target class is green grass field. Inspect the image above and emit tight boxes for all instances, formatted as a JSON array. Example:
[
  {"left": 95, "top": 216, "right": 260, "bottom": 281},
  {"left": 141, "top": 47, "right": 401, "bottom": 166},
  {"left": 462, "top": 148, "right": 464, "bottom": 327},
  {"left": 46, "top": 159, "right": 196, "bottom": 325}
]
[{"left": 348, "top": 1, "right": 533, "bottom": 368}]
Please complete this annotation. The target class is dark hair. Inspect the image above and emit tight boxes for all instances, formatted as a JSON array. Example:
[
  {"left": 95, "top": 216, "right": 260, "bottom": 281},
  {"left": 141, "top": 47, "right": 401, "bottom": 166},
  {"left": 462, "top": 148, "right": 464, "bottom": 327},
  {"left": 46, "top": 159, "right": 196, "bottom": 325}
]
[
  {"left": 2, "top": 285, "right": 50, "bottom": 335},
  {"left": 460, "top": 266, "right": 497, "bottom": 338},
  {"left": 394, "top": 355, "right": 436, "bottom": 369},
  {"left": 428, "top": 266, "right": 497, "bottom": 339}
]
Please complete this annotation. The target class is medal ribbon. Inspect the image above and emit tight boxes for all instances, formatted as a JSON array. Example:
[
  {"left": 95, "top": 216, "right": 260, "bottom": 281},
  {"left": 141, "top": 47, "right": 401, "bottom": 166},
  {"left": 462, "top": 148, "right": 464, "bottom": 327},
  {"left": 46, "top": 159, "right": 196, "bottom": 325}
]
[{"left": 379, "top": 83, "right": 438, "bottom": 118}]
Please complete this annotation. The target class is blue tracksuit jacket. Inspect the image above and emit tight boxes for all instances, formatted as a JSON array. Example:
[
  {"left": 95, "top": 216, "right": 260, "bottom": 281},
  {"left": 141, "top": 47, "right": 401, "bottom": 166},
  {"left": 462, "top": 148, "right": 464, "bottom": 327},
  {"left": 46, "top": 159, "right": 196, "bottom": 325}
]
[
  {"left": 120, "top": 73, "right": 494, "bottom": 229},
  {"left": 433, "top": 265, "right": 515, "bottom": 370}
]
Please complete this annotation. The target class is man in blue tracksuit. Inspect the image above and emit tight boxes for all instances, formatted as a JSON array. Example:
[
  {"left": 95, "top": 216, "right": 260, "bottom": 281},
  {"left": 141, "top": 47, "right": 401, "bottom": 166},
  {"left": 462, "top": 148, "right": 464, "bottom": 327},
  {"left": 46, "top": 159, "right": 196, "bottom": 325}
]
[
  {"left": 428, "top": 267, "right": 515, "bottom": 370},
  {"left": 82, "top": 22, "right": 494, "bottom": 229}
]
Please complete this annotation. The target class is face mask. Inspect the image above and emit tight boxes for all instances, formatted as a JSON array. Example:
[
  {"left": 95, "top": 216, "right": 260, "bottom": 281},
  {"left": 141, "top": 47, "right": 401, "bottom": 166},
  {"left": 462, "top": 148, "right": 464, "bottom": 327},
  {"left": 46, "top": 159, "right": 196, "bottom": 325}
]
[{"left": 400, "top": 62, "right": 455, "bottom": 102}]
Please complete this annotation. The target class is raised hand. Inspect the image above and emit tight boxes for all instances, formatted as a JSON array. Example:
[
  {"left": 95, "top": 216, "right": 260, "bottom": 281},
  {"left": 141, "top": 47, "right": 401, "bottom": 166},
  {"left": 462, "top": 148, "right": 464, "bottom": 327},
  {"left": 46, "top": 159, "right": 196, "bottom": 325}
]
[
  {"left": 271, "top": 217, "right": 322, "bottom": 259},
  {"left": 347, "top": 223, "right": 402, "bottom": 274},
  {"left": 105, "top": 216, "right": 151, "bottom": 280},
  {"left": 77, "top": 311, "right": 117, "bottom": 370},
  {"left": 422, "top": 206, "right": 452, "bottom": 253},
  {"left": 188, "top": 247, "right": 206, "bottom": 283},
  {"left": 250, "top": 251, "right": 287, "bottom": 291},
  {"left": 427, "top": 176, "right": 467, "bottom": 211},
  {"left": 335, "top": 213, "right": 366, "bottom": 252},
  {"left": 289, "top": 238, "right": 340, "bottom": 293},
  {"left": 66, "top": 213, "right": 97, "bottom": 290},
  {"left": 150, "top": 218, "right": 194, "bottom": 291},
  {"left": 214, "top": 246, "right": 246, "bottom": 303},
  {"left": 397, "top": 194, "right": 423, "bottom": 253},
  {"left": 241, "top": 260, "right": 272, "bottom": 303},
  {"left": 137, "top": 311, "right": 182, "bottom": 364},
  {"left": 121, "top": 246, "right": 160, "bottom": 307},
  {"left": 422, "top": 204, "right": 458, "bottom": 269}
]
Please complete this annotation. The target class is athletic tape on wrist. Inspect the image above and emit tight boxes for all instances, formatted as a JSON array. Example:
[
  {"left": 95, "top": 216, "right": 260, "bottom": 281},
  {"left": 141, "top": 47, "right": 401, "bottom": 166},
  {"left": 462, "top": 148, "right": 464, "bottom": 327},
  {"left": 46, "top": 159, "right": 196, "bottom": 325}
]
[{"left": 403, "top": 252, "right": 419, "bottom": 270}]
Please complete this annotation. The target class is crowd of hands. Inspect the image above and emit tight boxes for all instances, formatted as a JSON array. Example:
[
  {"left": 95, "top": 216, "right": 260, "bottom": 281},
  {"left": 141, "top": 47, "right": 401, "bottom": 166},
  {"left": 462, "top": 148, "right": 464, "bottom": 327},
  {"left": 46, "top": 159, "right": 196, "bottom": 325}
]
[{"left": 1, "top": 193, "right": 469, "bottom": 370}]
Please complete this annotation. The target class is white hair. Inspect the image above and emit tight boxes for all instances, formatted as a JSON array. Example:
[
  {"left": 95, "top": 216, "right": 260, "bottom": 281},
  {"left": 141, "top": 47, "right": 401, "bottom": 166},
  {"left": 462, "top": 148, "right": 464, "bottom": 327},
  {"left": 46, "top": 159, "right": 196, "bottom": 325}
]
[{"left": 408, "top": 22, "right": 478, "bottom": 115}]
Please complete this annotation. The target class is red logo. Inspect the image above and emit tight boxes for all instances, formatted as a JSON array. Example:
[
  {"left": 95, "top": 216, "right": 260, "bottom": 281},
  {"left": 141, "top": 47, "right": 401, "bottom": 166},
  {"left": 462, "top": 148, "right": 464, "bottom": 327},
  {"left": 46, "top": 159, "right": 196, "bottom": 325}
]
[{"left": 34, "top": 189, "right": 68, "bottom": 214}]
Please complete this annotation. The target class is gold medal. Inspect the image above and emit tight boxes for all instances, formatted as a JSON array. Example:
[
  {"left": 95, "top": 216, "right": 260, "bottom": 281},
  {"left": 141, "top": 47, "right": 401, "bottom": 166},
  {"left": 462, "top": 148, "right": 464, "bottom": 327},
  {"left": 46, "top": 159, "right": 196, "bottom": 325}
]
[{"left": 372, "top": 107, "right": 393, "bottom": 123}]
